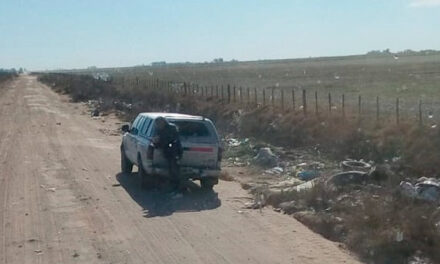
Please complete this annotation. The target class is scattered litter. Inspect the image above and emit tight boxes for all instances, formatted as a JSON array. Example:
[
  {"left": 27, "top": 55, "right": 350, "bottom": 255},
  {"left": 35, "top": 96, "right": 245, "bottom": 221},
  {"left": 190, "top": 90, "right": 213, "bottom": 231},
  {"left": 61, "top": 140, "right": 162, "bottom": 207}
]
[
  {"left": 111, "top": 183, "right": 121, "bottom": 187},
  {"left": 227, "top": 138, "right": 241, "bottom": 147},
  {"left": 72, "top": 251, "right": 80, "bottom": 258},
  {"left": 91, "top": 109, "right": 99, "bottom": 117},
  {"left": 400, "top": 178, "right": 440, "bottom": 202},
  {"left": 34, "top": 249, "right": 43, "bottom": 255},
  {"left": 341, "top": 160, "right": 371, "bottom": 172},
  {"left": 298, "top": 170, "right": 320, "bottom": 181},
  {"left": 270, "top": 178, "right": 303, "bottom": 189},
  {"left": 253, "top": 148, "right": 278, "bottom": 167},
  {"left": 327, "top": 171, "right": 367, "bottom": 187},
  {"left": 56, "top": 122, "right": 61, "bottom": 125},
  {"left": 40, "top": 185, "right": 56, "bottom": 192},
  {"left": 295, "top": 180, "right": 316, "bottom": 191},
  {"left": 396, "top": 230, "right": 404, "bottom": 242},
  {"left": 237, "top": 210, "right": 244, "bottom": 214},
  {"left": 264, "top": 166, "right": 284, "bottom": 175},
  {"left": 243, "top": 202, "right": 259, "bottom": 209}
]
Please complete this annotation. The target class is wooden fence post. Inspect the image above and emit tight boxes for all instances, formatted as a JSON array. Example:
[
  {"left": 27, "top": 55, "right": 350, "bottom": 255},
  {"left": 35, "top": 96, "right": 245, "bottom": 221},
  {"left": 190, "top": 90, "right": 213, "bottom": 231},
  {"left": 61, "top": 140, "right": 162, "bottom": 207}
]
[
  {"left": 376, "top": 96, "right": 380, "bottom": 123},
  {"left": 418, "top": 100, "right": 422, "bottom": 126},
  {"left": 342, "top": 94, "right": 345, "bottom": 119},
  {"left": 254, "top": 88, "right": 258, "bottom": 105},
  {"left": 328, "top": 92, "right": 332, "bottom": 115},
  {"left": 227, "top": 84, "right": 231, "bottom": 103},
  {"left": 271, "top": 88, "right": 275, "bottom": 107},
  {"left": 211, "top": 85, "right": 214, "bottom": 97},
  {"left": 247, "top": 87, "right": 250, "bottom": 104},
  {"left": 202, "top": 85, "right": 205, "bottom": 97},
  {"left": 396, "top": 97, "right": 400, "bottom": 125},
  {"left": 233, "top": 86, "right": 236, "bottom": 102},
  {"left": 315, "top": 91, "right": 318, "bottom": 115},
  {"left": 239, "top": 87, "right": 243, "bottom": 103},
  {"left": 216, "top": 85, "right": 219, "bottom": 98},
  {"left": 221, "top": 85, "right": 225, "bottom": 101},
  {"left": 292, "top": 89, "right": 295, "bottom": 111},
  {"left": 263, "top": 89, "right": 266, "bottom": 106},
  {"left": 184, "top": 82, "right": 187, "bottom": 96},
  {"left": 302, "top": 89, "right": 307, "bottom": 116},
  {"left": 358, "top": 95, "right": 362, "bottom": 119},
  {"left": 281, "top": 89, "right": 285, "bottom": 111}
]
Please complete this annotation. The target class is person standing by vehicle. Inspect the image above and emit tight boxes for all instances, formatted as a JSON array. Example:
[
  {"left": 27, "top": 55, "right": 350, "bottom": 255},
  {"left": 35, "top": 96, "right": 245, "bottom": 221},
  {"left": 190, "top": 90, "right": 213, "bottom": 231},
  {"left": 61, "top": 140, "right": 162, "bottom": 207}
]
[{"left": 153, "top": 117, "right": 183, "bottom": 191}]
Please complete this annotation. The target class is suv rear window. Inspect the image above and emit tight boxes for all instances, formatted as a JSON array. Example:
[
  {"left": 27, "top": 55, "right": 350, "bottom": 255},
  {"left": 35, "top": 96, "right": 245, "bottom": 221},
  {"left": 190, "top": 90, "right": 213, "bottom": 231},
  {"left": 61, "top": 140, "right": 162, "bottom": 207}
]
[{"left": 171, "top": 121, "right": 211, "bottom": 137}]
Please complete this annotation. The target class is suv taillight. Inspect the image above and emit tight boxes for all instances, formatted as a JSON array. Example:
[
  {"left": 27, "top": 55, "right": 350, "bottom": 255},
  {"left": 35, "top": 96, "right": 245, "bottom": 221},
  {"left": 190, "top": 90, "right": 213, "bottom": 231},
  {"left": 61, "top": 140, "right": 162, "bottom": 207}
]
[
  {"left": 147, "top": 143, "right": 155, "bottom": 160},
  {"left": 218, "top": 147, "right": 223, "bottom": 162}
]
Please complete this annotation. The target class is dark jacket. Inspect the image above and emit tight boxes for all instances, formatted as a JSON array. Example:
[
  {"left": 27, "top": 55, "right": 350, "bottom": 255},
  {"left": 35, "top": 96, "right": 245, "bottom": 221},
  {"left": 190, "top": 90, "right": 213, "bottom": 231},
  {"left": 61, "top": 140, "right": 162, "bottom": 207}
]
[{"left": 156, "top": 122, "right": 183, "bottom": 160}]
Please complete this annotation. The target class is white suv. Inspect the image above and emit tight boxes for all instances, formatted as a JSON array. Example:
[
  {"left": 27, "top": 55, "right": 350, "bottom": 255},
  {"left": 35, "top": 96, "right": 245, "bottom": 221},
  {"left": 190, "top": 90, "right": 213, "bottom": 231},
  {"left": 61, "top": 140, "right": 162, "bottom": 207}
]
[{"left": 120, "top": 113, "right": 222, "bottom": 190}]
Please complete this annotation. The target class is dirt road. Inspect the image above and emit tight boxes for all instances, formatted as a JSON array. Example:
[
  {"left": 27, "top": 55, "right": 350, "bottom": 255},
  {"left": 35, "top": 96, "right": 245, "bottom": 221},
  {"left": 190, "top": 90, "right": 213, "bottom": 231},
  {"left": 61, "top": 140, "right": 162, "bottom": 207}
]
[{"left": 0, "top": 75, "right": 361, "bottom": 264}]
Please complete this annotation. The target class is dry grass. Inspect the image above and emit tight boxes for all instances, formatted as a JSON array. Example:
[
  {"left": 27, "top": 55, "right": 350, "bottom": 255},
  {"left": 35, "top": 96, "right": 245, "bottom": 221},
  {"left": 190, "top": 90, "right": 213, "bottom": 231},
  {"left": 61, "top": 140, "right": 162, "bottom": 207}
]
[{"left": 0, "top": 73, "right": 16, "bottom": 88}]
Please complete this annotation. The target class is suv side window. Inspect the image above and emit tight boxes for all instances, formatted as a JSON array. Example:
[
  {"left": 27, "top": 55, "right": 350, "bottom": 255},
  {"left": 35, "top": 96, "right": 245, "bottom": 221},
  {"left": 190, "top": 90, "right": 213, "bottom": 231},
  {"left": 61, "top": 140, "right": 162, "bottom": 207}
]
[
  {"left": 141, "top": 118, "right": 152, "bottom": 137},
  {"left": 146, "top": 118, "right": 156, "bottom": 137},
  {"left": 136, "top": 116, "right": 146, "bottom": 132},
  {"left": 131, "top": 115, "right": 141, "bottom": 135}
]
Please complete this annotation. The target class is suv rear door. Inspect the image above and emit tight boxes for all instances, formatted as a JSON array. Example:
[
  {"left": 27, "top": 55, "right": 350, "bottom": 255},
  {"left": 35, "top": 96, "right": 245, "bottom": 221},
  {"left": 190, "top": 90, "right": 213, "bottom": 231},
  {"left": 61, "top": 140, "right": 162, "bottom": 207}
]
[{"left": 153, "top": 119, "right": 219, "bottom": 169}]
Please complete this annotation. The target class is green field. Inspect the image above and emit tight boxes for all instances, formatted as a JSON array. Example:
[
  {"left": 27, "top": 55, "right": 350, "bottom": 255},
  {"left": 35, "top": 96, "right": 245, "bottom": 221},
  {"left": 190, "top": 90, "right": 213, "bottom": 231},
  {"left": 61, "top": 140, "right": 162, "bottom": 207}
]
[{"left": 69, "top": 53, "right": 440, "bottom": 121}]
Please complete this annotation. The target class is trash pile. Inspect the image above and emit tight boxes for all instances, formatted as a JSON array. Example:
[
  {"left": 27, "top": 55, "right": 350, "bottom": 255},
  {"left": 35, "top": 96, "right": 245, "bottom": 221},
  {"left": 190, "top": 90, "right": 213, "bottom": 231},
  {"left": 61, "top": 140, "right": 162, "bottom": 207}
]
[
  {"left": 87, "top": 99, "right": 102, "bottom": 117},
  {"left": 254, "top": 147, "right": 278, "bottom": 167},
  {"left": 400, "top": 177, "right": 440, "bottom": 202}
]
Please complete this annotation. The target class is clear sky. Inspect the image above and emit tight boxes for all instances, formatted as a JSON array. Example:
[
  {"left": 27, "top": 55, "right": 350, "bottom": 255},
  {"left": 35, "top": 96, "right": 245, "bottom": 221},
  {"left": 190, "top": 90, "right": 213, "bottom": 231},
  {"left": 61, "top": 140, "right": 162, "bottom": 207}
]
[{"left": 1, "top": 0, "right": 439, "bottom": 70}]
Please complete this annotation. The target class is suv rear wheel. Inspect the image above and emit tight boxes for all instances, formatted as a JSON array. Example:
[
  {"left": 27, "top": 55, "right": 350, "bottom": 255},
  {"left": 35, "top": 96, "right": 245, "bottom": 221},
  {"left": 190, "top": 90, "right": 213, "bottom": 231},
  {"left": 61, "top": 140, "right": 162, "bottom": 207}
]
[
  {"left": 138, "top": 155, "right": 154, "bottom": 189},
  {"left": 121, "top": 147, "right": 133, "bottom": 173},
  {"left": 200, "top": 178, "right": 218, "bottom": 191}
]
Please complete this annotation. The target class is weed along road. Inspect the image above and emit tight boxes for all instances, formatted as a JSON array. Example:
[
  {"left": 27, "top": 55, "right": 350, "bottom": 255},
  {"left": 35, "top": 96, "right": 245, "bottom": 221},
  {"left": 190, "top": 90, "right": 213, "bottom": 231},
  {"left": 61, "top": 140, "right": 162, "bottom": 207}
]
[{"left": 0, "top": 75, "right": 361, "bottom": 264}]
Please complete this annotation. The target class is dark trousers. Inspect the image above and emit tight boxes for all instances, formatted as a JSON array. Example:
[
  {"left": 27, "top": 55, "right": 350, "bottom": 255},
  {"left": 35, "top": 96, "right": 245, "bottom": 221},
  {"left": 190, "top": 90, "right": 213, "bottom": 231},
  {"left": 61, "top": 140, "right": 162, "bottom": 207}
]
[{"left": 167, "top": 157, "right": 180, "bottom": 190}]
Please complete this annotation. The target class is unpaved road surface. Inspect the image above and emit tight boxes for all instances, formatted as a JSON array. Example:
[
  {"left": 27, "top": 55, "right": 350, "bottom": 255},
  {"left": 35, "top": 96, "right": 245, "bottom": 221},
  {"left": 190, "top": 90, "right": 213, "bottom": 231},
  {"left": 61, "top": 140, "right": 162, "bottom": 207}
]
[{"left": 0, "top": 75, "right": 361, "bottom": 264}]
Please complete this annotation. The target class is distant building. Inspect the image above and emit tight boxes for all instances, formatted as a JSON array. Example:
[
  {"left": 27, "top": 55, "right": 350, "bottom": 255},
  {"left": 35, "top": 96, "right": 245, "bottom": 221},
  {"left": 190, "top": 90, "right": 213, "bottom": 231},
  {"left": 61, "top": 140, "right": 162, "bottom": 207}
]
[
  {"left": 212, "top": 58, "right": 223, "bottom": 63},
  {"left": 151, "top": 61, "right": 167, "bottom": 67}
]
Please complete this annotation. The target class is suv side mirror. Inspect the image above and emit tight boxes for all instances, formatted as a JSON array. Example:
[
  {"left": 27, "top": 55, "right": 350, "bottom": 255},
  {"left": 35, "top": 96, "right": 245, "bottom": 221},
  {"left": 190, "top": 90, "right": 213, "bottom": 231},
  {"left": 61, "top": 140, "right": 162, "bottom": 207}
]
[
  {"left": 130, "top": 127, "right": 138, "bottom": 135},
  {"left": 121, "top": 124, "right": 130, "bottom": 133}
]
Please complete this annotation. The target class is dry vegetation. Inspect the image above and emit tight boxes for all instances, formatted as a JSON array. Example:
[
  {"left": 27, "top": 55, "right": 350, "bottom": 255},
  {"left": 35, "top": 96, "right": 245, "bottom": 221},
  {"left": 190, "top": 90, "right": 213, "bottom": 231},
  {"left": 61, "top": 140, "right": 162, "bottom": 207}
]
[
  {"left": 37, "top": 70, "right": 440, "bottom": 264},
  {"left": 0, "top": 72, "right": 17, "bottom": 87}
]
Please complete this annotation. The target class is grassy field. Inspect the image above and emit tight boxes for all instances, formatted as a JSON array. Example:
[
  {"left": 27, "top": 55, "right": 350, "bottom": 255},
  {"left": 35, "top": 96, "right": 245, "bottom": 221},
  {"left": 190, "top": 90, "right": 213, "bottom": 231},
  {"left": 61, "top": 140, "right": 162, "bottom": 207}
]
[{"left": 68, "top": 53, "right": 440, "bottom": 122}]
